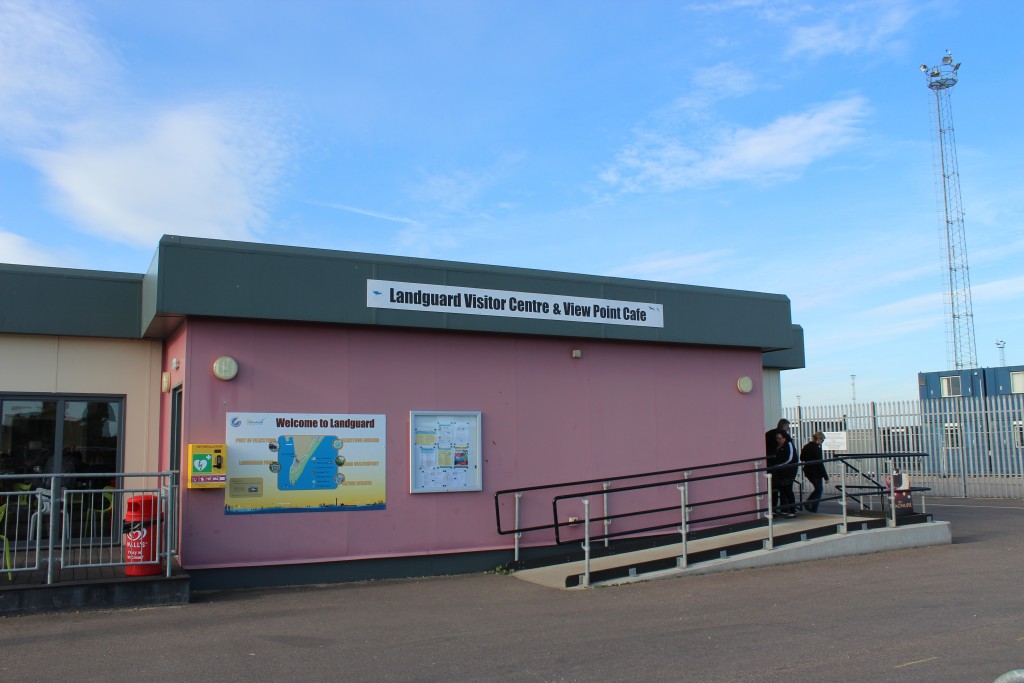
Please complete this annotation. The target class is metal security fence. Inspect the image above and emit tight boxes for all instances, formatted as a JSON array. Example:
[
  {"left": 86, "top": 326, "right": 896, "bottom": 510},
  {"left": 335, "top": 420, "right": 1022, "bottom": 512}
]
[
  {"left": 784, "top": 396, "right": 1024, "bottom": 499},
  {"left": 0, "top": 471, "right": 178, "bottom": 584}
]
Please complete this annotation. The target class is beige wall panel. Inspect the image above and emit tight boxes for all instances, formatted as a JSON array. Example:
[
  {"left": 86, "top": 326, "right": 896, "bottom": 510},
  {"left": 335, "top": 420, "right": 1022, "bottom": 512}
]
[
  {"left": 0, "top": 334, "right": 163, "bottom": 472},
  {"left": 0, "top": 334, "right": 59, "bottom": 391}
]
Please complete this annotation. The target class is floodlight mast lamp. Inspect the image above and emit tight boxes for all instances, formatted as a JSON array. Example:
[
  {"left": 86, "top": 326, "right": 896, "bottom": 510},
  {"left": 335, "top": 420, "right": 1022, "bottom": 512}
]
[{"left": 920, "top": 50, "right": 977, "bottom": 371}]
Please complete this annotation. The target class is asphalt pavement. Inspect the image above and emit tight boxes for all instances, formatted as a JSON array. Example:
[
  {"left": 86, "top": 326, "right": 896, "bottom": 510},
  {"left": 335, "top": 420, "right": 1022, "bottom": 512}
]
[{"left": 2, "top": 497, "right": 1022, "bottom": 683}]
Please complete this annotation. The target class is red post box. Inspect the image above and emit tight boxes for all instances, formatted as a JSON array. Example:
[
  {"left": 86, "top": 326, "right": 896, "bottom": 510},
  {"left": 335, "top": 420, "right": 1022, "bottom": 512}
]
[{"left": 123, "top": 494, "right": 163, "bottom": 577}]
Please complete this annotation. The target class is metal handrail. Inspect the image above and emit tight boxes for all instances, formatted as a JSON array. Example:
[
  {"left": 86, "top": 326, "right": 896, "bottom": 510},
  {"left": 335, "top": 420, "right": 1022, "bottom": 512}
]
[
  {"left": 494, "top": 454, "right": 767, "bottom": 536},
  {"left": 550, "top": 453, "right": 929, "bottom": 544},
  {"left": 495, "top": 452, "right": 931, "bottom": 576}
]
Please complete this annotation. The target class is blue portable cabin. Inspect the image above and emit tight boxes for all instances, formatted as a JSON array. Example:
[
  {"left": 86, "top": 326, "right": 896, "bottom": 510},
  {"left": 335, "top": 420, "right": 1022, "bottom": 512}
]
[
  {"left": 918, "top": 365, "right": 1024, "bottom": 400},
  {"left": 917, "top": 366, "right": 1024, "bottom": 476}
]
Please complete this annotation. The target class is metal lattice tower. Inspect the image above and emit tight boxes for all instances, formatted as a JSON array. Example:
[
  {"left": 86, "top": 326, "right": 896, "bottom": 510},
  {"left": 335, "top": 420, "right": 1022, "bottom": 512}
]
[{"left": 921, "top": 51, "right": 977, "bottom": 370}]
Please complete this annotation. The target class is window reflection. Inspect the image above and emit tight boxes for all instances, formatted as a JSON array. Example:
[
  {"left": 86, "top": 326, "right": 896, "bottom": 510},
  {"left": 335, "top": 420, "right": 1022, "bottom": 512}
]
[
  {"left": 0, "top": 400, "right": 56, "bottom": 477},
  {"left": 1, "top": 398, "right": 121, "bottom": 489}
]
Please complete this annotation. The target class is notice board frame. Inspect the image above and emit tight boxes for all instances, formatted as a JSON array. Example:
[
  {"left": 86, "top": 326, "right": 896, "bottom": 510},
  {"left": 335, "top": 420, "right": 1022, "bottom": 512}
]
[{"left": 409, "top": 411, "right": 482, "bottom": 493}]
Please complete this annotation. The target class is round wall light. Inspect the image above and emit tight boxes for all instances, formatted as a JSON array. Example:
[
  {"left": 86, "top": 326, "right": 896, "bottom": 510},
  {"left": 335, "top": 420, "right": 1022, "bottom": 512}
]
[
  {"left": 212, "top": 355, "right": 239, "bottom": 381},
  {"left": 736, "top": 376, "right": 754, "bottom": 394}
]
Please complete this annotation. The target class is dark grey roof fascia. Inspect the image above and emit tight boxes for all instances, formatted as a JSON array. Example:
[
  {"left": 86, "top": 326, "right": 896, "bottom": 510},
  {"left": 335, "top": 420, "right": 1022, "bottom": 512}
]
[
  {"left": 762, "top": 325, "right": 805, "bottom": 370},
  {"left": 0, "top": 263, "right": 142, "bottom": 338},
  {"left": 144, "top": 235, "right": 798, "bottom": 352}
]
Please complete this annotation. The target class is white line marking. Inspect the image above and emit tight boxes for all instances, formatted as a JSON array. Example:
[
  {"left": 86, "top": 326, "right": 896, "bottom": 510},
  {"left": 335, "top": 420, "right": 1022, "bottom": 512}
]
[
  {"left": 895, "top": 656, "right": 938, "bottom": 668},
  {"left": 926, "top": 503, "right": 1024, "bottom": 510}
]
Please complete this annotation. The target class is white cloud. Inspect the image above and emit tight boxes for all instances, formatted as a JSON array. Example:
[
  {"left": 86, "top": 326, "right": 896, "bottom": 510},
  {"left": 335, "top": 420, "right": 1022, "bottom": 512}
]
[
  {"left": 394, "top": 223, "right": 463, "bottom": 257},
  {"left": 786, "top": 21, "right": 849, "bottom": 59},
  {"left": 859, "top": 291, "right": 942, "bottom": 319},
  {"left": 971, "top": 237, "right": 1024, "bottom": 267},
  {"left": 605, "top": 249, "right": 736, "bottom": 281},
  {"left": 699, "top": 97, "right": 869, "bottom": 181},
  {"left": 687, "top": 0, "right": 918, "bottom": 59},
  {"left": 29, "top": 103, "right": 288, "bottom": 246},
  {"left": 603, "top": 96, "right": 869, "bottom": 193},
  {"left": 408, "top": 171, "right": 484, "bottom": 213},
  {"left": 796, "top": 275, "right": 1024, "bottom": 371},
  {"left": 669, "top": 63, "right": 759, "bottom": 116},
  {"left": 0, "top": 0, "right": 118, "bottom": 143},
  {"left": 0, "top": 230, "right": 62, "bottom": 266},
  {"left": 1, "top": 0, "right": 290, "bottom": 248},
  {"left": 973, "top": 275, "right": 1024, "bottom": 304},
  {"left": 407, "top": 153, "right": 525, "bottom": 215},
  {"left": 312, "top": 201, "right": 422, "bottom": 226},
  {"left": 686, "top": 0, "right": 811, "bottom": 23},
  {"left": 784, "top": 2, "right": 916, "bottom": 59}
]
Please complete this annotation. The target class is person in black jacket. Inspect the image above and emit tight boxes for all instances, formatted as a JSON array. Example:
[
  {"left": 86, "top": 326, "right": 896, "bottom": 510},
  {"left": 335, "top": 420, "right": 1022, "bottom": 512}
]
[
  {"left": 765, "top": 419, "right": 793, "bottom": 514},
  {"left": 764, "top": 419, "right": 790, "bottom": 457},
  {"left": 800, "top": 432, "right": 829, "bottom": 513},
  {"left": 771, "top": 431, "right": 799, "bottom": 517}
]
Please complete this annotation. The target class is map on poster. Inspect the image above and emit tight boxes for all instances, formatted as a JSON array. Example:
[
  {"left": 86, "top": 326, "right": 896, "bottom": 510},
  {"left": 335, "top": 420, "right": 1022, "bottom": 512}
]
[
  {"left": 410, "top": 411, "right": 482, "bottom": 493},
  {"left": 224, "top": 412, "right": 386, "bottom": 514}
]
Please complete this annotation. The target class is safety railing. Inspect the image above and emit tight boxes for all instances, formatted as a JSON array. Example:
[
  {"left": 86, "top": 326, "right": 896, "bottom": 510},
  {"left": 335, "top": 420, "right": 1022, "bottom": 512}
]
[
  {"left": 494, "top": 456, "right": 765, "bottom": 562},
  {"left": 785, "top": 397, "right": 1024, "bottom": 499},
  {"left": 495, "top": 453, "right": 931, "bottom": 587},
  {"left": 0, "top": 471, "right": 178, "bottom": 585}
]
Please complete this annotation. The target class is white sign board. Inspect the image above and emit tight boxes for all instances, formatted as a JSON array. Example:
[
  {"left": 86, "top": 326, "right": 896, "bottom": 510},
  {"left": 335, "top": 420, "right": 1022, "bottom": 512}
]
[
  {"left": 368, "top": 279, "right": 664, "bottom": 328},
  {"left": 822, "top": 431, "right": 848, "bottom": 453}
]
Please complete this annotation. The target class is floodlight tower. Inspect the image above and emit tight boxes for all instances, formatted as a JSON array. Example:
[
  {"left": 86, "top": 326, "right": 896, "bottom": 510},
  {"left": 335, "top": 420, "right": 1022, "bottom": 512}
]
[{"left": 920, "top": 50, "right": 978, "bottom": 370}]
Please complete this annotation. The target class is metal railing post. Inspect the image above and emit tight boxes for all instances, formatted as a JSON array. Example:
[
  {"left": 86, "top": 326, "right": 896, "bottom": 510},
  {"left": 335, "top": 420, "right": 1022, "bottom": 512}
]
[
  {"left": 170, "top": 477, "right": 179, "bottom": 576},
  {"left": 513, "top": 492, "right": 522, "bottom": 562},
  {"left": 602, "top": 481, "right": 611, "bottom": 548},
  {"left": 581, "top": 498, "right": 591, "bottom": 588},
  {"left": 841, "top": 461, "right": 848, "bottom": 534},
  {"left": 755, "top": 467, "right": 762, "bottom": 511},
  {"left": 677, "top": 479, "right": 688, "bottom": 569},
  {"left": 765, "top": 472, "right": 774, "bottom": 550},
  {"left": 164, "top": 478, "right": 173, "bottom": 577},
  {"left": 889, "top": 473, "right": 897, "bottom": 528},
  {"left": 46, "top": 476, "right": 59, "bottom": 585}
]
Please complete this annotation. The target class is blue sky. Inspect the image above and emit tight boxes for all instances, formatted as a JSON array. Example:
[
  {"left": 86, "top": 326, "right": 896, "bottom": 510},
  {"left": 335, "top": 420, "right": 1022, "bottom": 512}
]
[{"left": 1, "top": 0, "right": 1022, "bottom": 405}]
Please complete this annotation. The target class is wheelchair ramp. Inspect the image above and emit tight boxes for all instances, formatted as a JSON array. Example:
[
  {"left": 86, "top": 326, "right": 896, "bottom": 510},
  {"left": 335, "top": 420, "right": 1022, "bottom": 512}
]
[{"left": 512, "top": 513, "right": 950, "bottom": 589}]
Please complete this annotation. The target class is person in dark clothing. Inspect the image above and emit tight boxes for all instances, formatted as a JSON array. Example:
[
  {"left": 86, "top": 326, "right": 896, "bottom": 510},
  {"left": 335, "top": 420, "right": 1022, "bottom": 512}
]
[
  {"left": 765, "top": 418, "right": 791, "bottom": 456},
  {"left": 765, "top": 419, "right": 792, "bottom": 514},
  {"left": 771, "top": 430, "right": 799, "bottom": 517},
  {"left": 801, "top": 432, "right": 829, "bottom": 513}
]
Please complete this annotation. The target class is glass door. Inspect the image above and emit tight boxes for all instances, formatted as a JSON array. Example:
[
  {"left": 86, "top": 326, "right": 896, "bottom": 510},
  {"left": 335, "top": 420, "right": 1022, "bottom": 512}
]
[{"left": 0, "top": 396, "right": 123, "bottom": 540}]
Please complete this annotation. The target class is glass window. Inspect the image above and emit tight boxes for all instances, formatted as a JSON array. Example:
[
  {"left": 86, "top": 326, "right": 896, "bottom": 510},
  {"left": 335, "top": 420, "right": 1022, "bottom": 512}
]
[
  {"left": 1, "top": 396, "right": 122, "bottom": 490},
  {"left": 944, "top": 422, "right": 962, "bottom": 448},
  {"left": 0, "top": 400, "right": 57, "bottom": 479},
  {"left": 1, "top": 395, "right": 123, "bottom": 540},
  {"left": 63, "top": 400, "right": 121, "bottom": 486},
  {"left": 1010, "top": 371, "right": 1024, "bottom": 394},
  {"left": 940, "top": 376, "right": 962, "bottom": 397},
  {"left": 884, "top": 427, "right": 912, "bottom": 452}
]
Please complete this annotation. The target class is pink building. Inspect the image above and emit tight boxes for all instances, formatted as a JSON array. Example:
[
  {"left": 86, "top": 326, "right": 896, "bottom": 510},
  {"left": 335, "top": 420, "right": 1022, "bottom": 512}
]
[{"left": 1, "top": 236, "right": 804, "bottom": 590}]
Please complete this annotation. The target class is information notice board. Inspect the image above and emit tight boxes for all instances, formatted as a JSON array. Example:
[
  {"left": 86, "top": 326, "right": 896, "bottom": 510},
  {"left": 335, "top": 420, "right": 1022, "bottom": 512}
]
[
  {"left": 822, "top": 431, "right": 848, "bottom": 452},
  {"left": 410, "top": 411, "right": 482, "bottom": 493}
]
